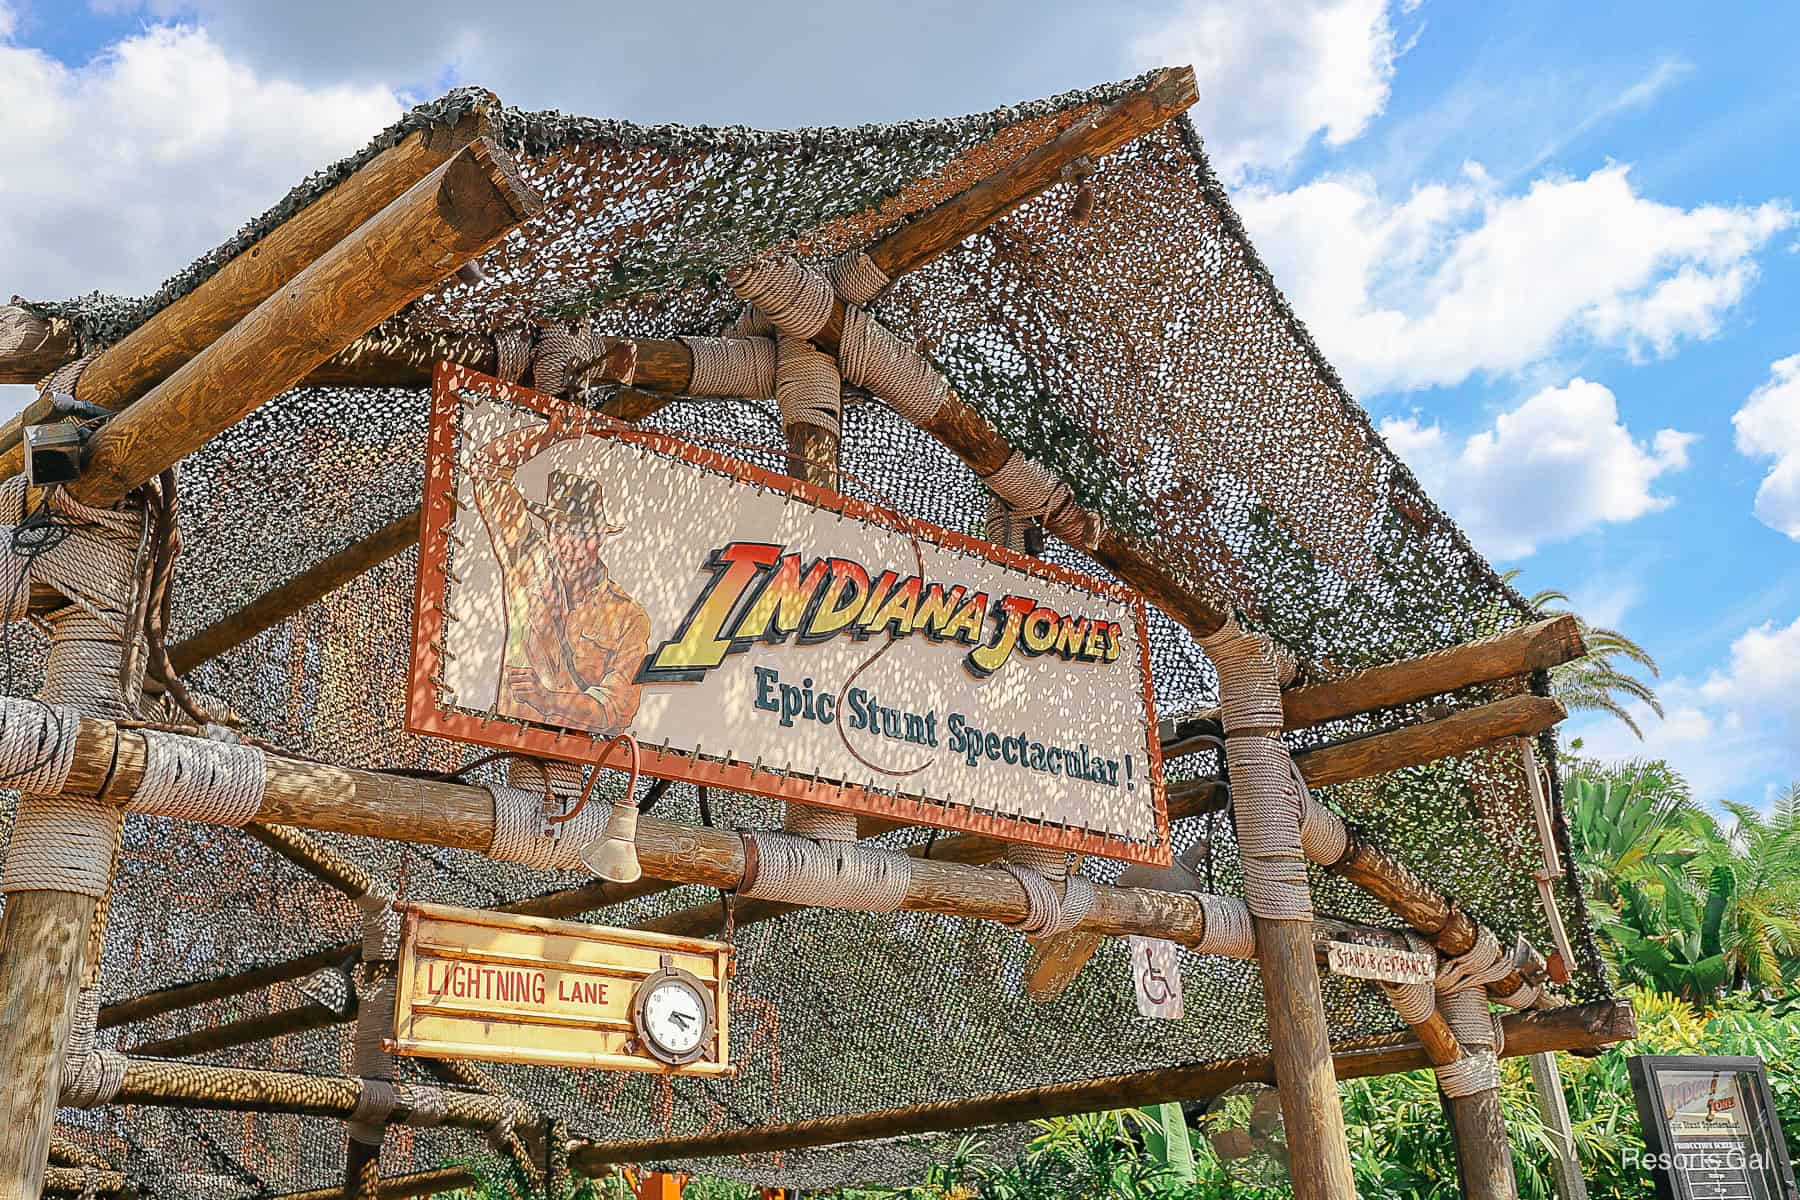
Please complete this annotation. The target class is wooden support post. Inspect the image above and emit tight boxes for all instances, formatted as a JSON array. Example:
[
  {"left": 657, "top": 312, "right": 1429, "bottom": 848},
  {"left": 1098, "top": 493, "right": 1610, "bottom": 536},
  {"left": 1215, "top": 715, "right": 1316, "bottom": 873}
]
[
  {"left": 1528, "top": 1052, "right": 1587, "bottom": 1200},
  {"left": 67, "top": 136, "right": 540, "bottom": 508},
  {"left": 1449, "top": 1090, "right": 1518, "bottom": 1200},
  {"left": 0, "top": 891, "right": 95, "bottom": 1200},
  {"left": 568, "top": 999, "right": 1635, "bottom": 1171}
]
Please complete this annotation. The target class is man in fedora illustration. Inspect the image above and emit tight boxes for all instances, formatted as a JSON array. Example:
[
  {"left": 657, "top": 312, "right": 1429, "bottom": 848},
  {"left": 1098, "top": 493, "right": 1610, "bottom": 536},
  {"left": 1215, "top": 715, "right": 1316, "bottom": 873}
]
[{"left": 470, "top": 418, "right": 651, "bottom": 733}]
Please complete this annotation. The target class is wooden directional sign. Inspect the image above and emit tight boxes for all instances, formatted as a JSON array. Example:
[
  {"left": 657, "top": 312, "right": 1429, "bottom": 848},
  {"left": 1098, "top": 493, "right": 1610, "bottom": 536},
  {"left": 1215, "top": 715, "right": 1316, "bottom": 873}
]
[
  {"left": 410, "top": 365, "right": 1170, "bottom": 865},
  {"left": 387, "top": 902, "right": 733, "bottom": 1077}
]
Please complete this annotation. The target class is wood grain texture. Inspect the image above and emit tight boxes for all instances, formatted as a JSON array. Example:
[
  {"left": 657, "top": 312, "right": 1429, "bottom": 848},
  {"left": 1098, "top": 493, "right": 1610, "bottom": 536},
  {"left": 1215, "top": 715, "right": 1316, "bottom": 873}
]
[
  {"left": 271, "top": 1167, "right": 477, "bottom": 1200},
  {"left": 303, "top": 329, "right": 497, "bottom": 389},
  {"left": 1280, "top": 617, "right": 1585, "bottom": 730},
  {"left": 868, "top": 68, "right": 1197, "bottom": 282},
  {"left": 75, "top": 117, "right": 486, "bottom": 411},
  {"left": 0, "top": 887, "right": 96, "bottom": 1200},
  {"left": 570, "top": 998, "right": 1635, "bottom": 1170},
  {"left": 68, "top": 137, "right": 541, "bottom": 508},
  {"left": 1298, "top": 694, "right": 1566, "bottom": 788},
  {"left": 1256, "top": 918, "right": 1357, "bottom": 1199},
  {"left": 0, "top": 306, "right": 75, "bottom": 384},
  {"left": 1448, "top": 1089, "right": 1520, "bottom": 1200}
]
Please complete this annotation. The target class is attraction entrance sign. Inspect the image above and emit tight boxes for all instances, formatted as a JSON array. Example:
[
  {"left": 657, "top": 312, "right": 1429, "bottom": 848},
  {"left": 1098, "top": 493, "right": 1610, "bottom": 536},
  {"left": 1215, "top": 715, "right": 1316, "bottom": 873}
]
[{"left": 409, "top": 365, "right": 1170, "bottom": 865}]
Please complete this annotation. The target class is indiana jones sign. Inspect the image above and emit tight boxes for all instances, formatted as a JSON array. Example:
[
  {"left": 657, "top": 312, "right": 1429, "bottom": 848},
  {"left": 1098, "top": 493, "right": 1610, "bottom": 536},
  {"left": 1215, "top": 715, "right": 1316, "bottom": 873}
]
[{"left": 409, "top": 365, "right": 1169, "bottom": 865}]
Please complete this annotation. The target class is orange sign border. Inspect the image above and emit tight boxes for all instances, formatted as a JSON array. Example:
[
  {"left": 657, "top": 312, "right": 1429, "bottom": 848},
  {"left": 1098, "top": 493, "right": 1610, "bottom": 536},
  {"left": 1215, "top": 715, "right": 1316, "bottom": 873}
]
[{"left": 408, "top": 363, "right": 1171, "bottom": 867}]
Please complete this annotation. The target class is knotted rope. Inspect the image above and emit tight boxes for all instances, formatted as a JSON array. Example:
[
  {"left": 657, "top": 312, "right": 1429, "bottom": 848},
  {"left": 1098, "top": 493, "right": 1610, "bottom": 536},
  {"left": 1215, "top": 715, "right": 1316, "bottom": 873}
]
[
  {"left": 58, "top": 985, "right": 128, "bottom": 1108},
  {"left": 485, "top": 781, "right": 610, "bottom": 872},
  {"left": 493, "top": 328, "right": 534, "bottom": 384},
  {"left": 125, "top": 730, "right": 266, "bottom": 825},
  {"left": 684, "top": 336, "right": 776, "bottom": 399},
  {"left": 838, "top": 305, "right": 951, "bottom": 427},
  {"left": 740, "top": 831, "right": 912, "bottom": 912},
  {"left": 1190, "top": 892, "right": 1257, "bottom": 958},
  {"left": 827, "top": 252, "right": 891, "bottom": 306},
  {"left": 1002, "top": 863, "right": 1097, "bottom": 937},
  {"left": 1199, "top": 614, "right": 1311, "bottom": 921},
  {"left": 784, "top": 804, "right": 859, "bottom": 842},
  {"left": 728, "top": 256, "right": 836, "bottom": 342},
  {"left": 775, "top": 337, "right": 842, "bottom": 436},
  {"left": 980, "top": 451, "right": 1100, "bottom": 550}
]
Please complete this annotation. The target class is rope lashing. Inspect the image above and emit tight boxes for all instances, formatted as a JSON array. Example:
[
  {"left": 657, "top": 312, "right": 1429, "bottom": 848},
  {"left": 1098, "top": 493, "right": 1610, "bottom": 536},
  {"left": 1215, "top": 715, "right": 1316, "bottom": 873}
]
[
  {"left": 979, "top": 451, "right": 1100, "bottom": 550},
  {"left": 486, "top": 1098, "right": 534, "bottom": 1152},
  {"left": 1003, "top": 843, "right": 1069, "bottom": 882},
  {"left": 683, "top": 336, "right": 775, "bottom": 399},
  {"left": 1493, "top": 935, "right": 1545, "bottom": 1010},
  {"left": 493, "top": 327, "right": 534, "bottom": 384},
  {"left": 350, "top": 1080, "right": 397, "bottom": 1147},
  {"left": 3, "top": 797, "right": 115, "bottom": 898},
  {"left": 739, "top": 831, "right": 912, "bottom": 913},
  {"left": 356, "top": 889, "right": 401, "bottom": 962},
  {"left": 983, "top": 493, "right": 1032, "bottom": 552},
  {"left": 1435, "top": 986, "right": 1503, "bottom": 1097},
  {"left": 1292, "top": 761, "right": 1349, "bottom": 866},
  {"left": 485, "top": 781, "right": 610, "bottom": 872},
  {"left": 775, "top": 337, "right": 842, "bottom": 436},
  {"left": 58, "top": 985, "right": 128, "bottom": 1109},
  {"left": 1191, "top": 892, "right": 1256, "bottom": 958},
  {"left": 1001, "top": 863, "right": 1097, "bottom": 937},
  {"left": 784, "top": 804, "right": 859, "bottom": 842},
  {"left": 837, "top": 305, "right": 951, "bottom": 427},
  {"left": 1199, "top": 613, "right": 1311, "bottom": 921},
  {"left": 728, "top": 255, "right": 836, "bottom": 342},
  {"left": 125, "top": 730, "right": 266, "bottom": 826},
  {"left": 397, "top": 1083, "right": 449, "bottom": 1128},
  {"left": 827, "top": 251, "right": 891, "bottom": 306},
  {"left": 1435, "top": 926, "right": 1516, "bottom": 996},
  {"left": 1380, "top": 932, "right": 1438, "bottom": 1025},
  {"left": 1435, "top": 1048, "right": 1501, "bottom": 1098},
  {"left": 723, "top": 304, "right": 774, "bottom": 338},
  {"left": 37, "top": 350, "right": 96, "bottom": 399}
]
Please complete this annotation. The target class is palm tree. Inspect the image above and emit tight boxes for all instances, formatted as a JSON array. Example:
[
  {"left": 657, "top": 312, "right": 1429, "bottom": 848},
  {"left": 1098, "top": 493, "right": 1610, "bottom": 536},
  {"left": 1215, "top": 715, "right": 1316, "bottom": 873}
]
[
  {"left": 1504, "top": 573, "right": 1663, "bottom": 737},
  {"left": 1695, "top": 800, "right": 1800, "bottom": 992},
  {"left": 1564, "top": 761, "right": 1698, "bottom": 905}
]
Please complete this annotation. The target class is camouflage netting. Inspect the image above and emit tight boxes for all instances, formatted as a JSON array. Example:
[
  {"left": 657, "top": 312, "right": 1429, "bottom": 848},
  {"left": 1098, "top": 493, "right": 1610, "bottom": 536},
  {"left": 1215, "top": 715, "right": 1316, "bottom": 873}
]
[{"left": 8, "top": 72, "right": 1609, "bottom": 1195}]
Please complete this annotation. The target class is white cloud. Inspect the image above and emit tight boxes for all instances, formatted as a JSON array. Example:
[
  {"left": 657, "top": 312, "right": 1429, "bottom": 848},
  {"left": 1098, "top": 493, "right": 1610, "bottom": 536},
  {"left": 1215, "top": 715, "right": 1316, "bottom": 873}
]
[
  {"left": 1733, "top": 354, "right": 1800, "bottom": 540},
  {"left": 0, "top": 21, "right": 404, "bottom": 304},
  {"left": 1380, "top": 377, "right": 1693, "bottom": 559},
  {"left": 1129, "top": 0, "right": 1402, "bottom": 179},
  {"left": 1237, "top": 163, "right": 1794, "bottom": 395},
  {"left": 1572, "top": 615, "right": 1800, "bottom": 805}
]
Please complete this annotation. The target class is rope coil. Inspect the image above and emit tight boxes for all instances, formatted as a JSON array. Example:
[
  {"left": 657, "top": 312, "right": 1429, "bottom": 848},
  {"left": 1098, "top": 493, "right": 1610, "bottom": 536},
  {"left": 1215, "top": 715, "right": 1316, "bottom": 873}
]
[
  {"left": 980, "top": 451, "right": 1099, "bottom": 550},
  {"left": 126, "top": 730, "right": 266, "bottom": 826},
  {"left": 683, "top": 335, "right": 776, "bottom": 399},
  {"left": 838, "top": 305, "right": 951, "bottom": 426},
  {"left": 1001, "top": 863, "right": 1096, "bottom": 936},
  {"left": 827, "top": 252, "right": 891, "bottom": 305},
  {"left": 1191, "top": 892, "right": 1256, "bottom": 958},
  {"left": 740, "top": 831, "right": 912, "bottom": 912},
  {"left": 775, "top": 337, "right": 843, "bottom": 436},
  {"left": 728, "top": 256, "right": 835, "bottom": 341},
  {"left": 485, "top": 781, "right": 610, "bottom": 872}
]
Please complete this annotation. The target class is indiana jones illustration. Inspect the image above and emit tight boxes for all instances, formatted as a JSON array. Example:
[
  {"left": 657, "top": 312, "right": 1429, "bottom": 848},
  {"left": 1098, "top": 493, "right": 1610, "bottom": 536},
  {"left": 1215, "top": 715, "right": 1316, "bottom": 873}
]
[{"left": 469, "top": 421, "right": 651, "bottom": 733}]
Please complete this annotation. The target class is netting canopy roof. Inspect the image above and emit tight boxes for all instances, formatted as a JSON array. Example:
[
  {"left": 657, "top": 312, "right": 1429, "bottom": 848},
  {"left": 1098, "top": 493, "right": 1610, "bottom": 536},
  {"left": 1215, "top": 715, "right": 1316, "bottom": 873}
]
[{"left": 19, "top": 73, "right": 1607, "bottom": 1195}]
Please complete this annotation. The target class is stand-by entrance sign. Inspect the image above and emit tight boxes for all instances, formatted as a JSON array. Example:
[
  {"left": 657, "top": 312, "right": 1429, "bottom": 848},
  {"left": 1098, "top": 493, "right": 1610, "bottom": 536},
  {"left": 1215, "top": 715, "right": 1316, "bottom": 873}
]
[
  {"left": 410, "top": 365, "right": 1170, "bottom": 865},
  {"left": 387, "top": 902, "right": 733, "bottom": 1076}
]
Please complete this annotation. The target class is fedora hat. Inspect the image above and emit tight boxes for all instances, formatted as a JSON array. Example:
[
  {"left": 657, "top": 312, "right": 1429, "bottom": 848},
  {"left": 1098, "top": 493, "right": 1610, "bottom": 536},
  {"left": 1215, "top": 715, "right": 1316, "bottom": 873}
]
[{"left": 525, "top": 469, "right": 623, "bottom": 536}]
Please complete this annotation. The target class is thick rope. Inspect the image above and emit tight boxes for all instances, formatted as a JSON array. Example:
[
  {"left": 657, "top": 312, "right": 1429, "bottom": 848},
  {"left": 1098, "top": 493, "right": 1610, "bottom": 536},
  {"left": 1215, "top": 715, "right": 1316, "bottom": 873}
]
[
  {"left": 723, "top": 304, "right": 774, "bottom": 338},
  {"left": 486, "top": 781, "right": 609, "bottom": 872},
  {"left": 1493, "top": 935, "right": 1544, "bottom": 1010},
  {"left": 1435, "top": 927, "right": 1515, "bottom": 996},
  {"left": 397, "top": 1083, "right": 449, "bottom": 1128},
  {"left": 125, "top": 730, "right": 266, "bottom": 825},
  {"left": 350, "top": 892, "right": 400, "bottom": 1146},
  {"left": 783, "top": 804, "right": 859, "bottom": 842},
  {"left": 728, "top": 256, "right": 835, "bottom": 342},
  {"left": 37, "top": 352, "right": 96, "bottom": 399},
  {"left": 1003, "top": 843, "right": 1069, "bottom": 881},
  {"left": 57, "top": 986, "right": 127, "bottom": 1108},
  {"left": 827, "top": 252, "right": 891, "bottom": 306},
  {"left": 357, "top": 889, "right": 402, "bottom": 962},
  {"left": 1001, "top": 864, "right": 1096, "bottom": 936},
  {"left": 775, "top": 337, "right": 842, "bottom": 436},
  {"left": 1380, "top": 932, "right": 1438, "bottom": 1025},
  {"left": 494, "top": 328, "right": 533, "bottom": 384},
  {"left": 741, "top": 831, "right": 912, "bottom": 913},
  {"left": 683, "top": 336, "right": 776, "bottom": 399},
  {"left": 980, "top": 451, "right": 1099, "bottom": 550},
  {"left": 1191, "top": 892, "right": 1257, "bottom": 958},
  {"left": 838, "top": 305, "right": 951, "bottom": 427},
  {"left": 1436, "top": 986, "right": 1502, "bottom": 1096},
  {"left": 1294, "top": 764, "right": 1349, "bottom": 866},
  {"left": 1200, "top": 614, "right": 1311, "bottom": 921},
  {"left": 983, "top": 493, "right": 1031, "bottom": 552}
]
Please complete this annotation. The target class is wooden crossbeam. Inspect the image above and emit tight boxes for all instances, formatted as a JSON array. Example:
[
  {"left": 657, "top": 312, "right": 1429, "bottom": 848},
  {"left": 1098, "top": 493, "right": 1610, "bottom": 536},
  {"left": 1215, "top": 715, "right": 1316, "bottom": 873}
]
[
  {"left": 67, "top": 137, "right": 540, "bottom": 508},
  {"left": 105, "top": 1059, "right": 515, "bottom": 1129},
  {"left": 568, "top": 998, "right": 1635, "bottom": 1170},
  {"left": 271, "top": 1167, "right": 477, "bottom": 1200}
]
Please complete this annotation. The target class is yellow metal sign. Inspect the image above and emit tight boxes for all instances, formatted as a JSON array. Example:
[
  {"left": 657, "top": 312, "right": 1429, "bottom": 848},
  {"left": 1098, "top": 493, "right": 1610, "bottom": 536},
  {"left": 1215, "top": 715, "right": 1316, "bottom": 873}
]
[{"left": 387, "top": 901, "right": 732, "bottom": 1077}]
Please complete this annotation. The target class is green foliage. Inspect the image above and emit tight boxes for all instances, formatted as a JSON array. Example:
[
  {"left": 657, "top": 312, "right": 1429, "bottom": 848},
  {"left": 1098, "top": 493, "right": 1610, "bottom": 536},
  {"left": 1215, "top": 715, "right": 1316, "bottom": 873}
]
[{"left": 1512, "top": 576, "right": 1662, "bottom": 737}]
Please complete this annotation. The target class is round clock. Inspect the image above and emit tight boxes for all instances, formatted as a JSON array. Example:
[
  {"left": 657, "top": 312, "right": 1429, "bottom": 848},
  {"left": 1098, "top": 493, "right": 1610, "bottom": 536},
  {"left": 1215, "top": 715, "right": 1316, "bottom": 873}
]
[{"left": 631, "top": 958, "right": 715, "bottom": 1066}]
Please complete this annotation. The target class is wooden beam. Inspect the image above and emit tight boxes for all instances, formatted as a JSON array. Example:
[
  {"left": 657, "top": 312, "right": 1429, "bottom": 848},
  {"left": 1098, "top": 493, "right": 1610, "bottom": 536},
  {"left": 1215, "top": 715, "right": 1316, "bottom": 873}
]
[
  {"left": 568, "top": 998, "right": 1635, "bottom": 1170},
  {"left": 269, "top": 1167, "right": 477, "bottom": 1200},
  {"left": 128, "top": 995, "right": 344, "bottom": 1060},
  {"left": 67, "top": 136, "right": 541, "bottom": 508},
  {"left": 106, "top": 1060, "right": 518, "bottom": 1130},
  {"left": 77, "top": 116, "right": 489, "bottom": 412},
  {"left": 0, "top": 305, "right": 75, "bottom": 384},
  {"left": 866, "top": 67, "right": 1197, "bottom": 284},
  {"left": 1298, "top": 694, "right": 1565, "bottom": 788},
  {"left": 1163, "top": 617, "right": 1587, "bottom": 742}
]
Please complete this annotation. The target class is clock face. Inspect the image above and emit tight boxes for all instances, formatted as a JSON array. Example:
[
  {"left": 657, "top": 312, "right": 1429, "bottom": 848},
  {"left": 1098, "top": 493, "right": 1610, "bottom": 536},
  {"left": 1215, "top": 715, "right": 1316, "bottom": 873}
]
[{"left": 642, "top": 978, "right": 708, "bottom": 1058}]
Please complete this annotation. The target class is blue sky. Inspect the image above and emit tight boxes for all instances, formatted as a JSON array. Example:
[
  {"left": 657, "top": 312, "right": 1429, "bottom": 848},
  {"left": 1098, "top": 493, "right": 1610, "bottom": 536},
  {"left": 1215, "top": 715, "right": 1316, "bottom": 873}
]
[{"left": 2, "top": 0, "right": 1795, "bottom": 807}]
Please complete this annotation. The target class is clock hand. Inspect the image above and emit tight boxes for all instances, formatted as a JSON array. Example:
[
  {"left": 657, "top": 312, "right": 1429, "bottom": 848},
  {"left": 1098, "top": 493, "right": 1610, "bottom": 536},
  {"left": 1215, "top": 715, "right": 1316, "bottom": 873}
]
[{"left": 669, "top": 1011, "right": 693, "bottom": 1029}]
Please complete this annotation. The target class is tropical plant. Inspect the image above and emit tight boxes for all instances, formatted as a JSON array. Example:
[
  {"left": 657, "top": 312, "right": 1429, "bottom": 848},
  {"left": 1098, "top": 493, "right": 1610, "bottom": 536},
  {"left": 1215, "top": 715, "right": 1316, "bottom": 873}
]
[
  {"left": 1505, "top": 574, "right": 1662, "bottom": 737},
  {"left": 1564, "top": 761, "right": 1698, "bottom": 904}
]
